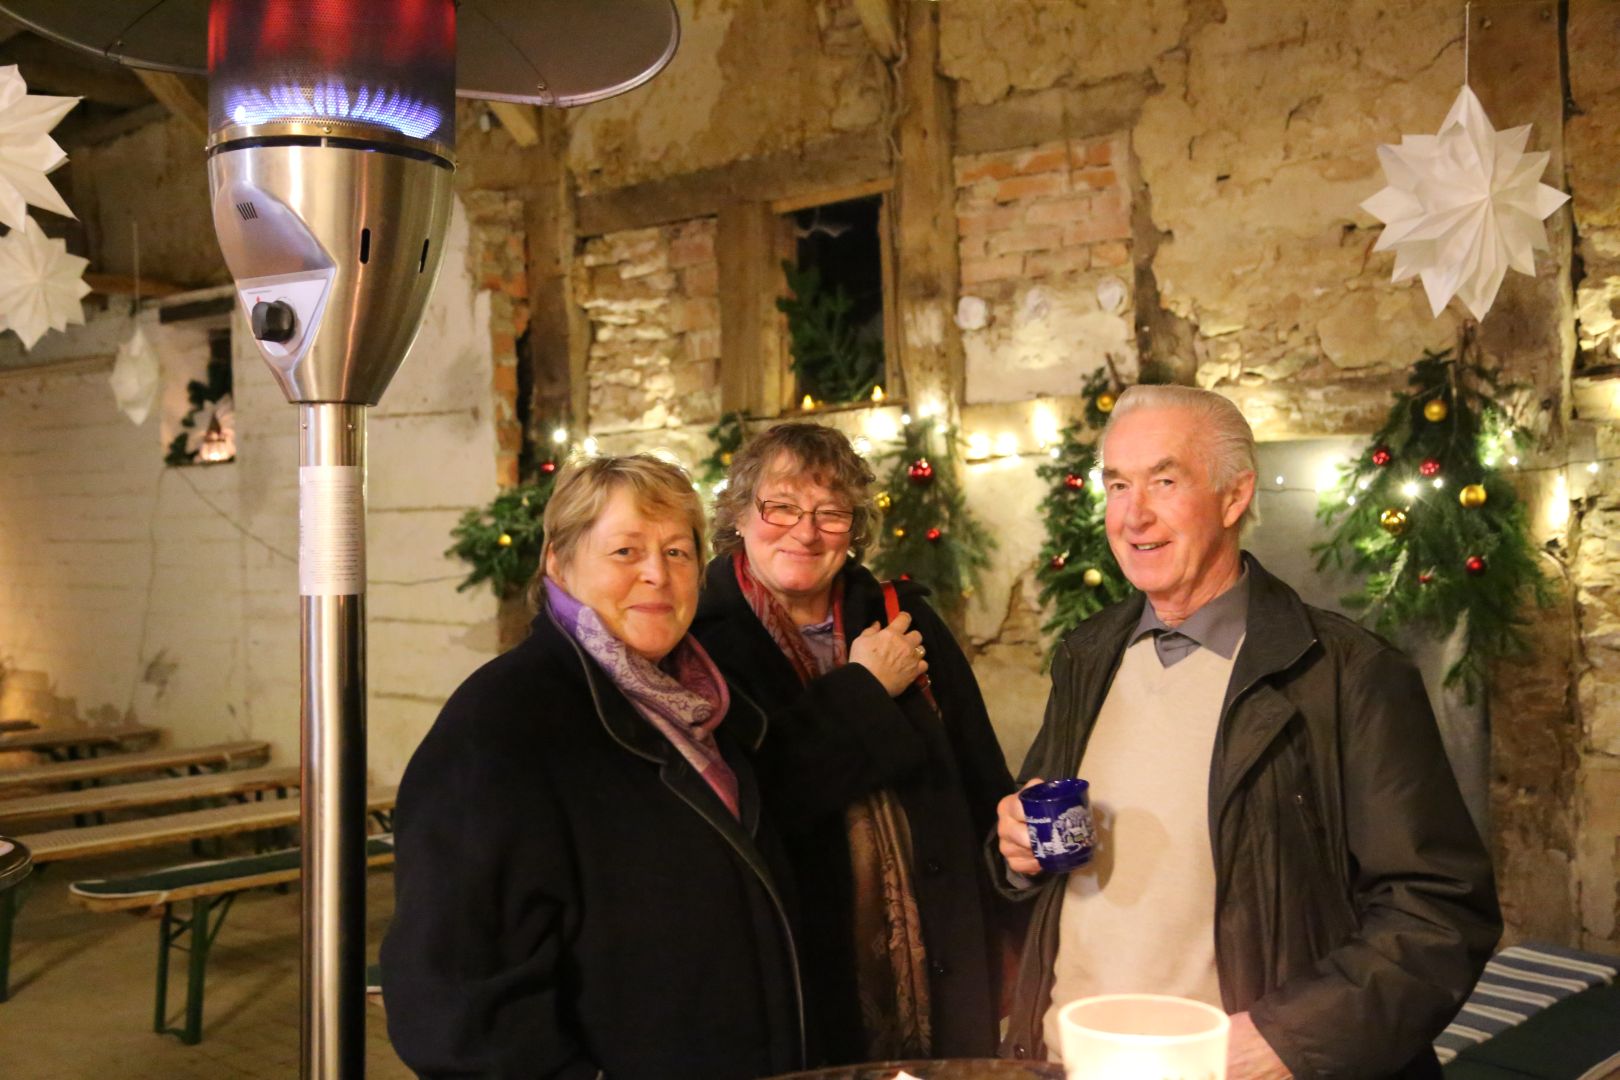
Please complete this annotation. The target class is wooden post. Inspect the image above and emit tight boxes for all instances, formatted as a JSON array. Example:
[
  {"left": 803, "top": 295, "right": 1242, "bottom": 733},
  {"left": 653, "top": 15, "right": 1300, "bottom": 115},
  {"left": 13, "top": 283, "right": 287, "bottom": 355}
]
[
  {"left": 718, "top": 202, "right": 792, "bottom": 416},
  {"left": 522, "top": 110, "right": 589, "bottom": 437},
  {"left": 892, "top": 0, "right": 964, "bottom": 419}
]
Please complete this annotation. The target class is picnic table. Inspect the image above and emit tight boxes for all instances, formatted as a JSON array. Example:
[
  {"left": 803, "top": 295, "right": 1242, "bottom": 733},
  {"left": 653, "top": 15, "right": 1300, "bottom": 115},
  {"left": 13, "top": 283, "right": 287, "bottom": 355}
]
[
  {"left": 0, "top": 740, "right": 271, "bottom": 797},
  {"left": 0, "top": 766, "right": 300, "bottom": 829},
  {"left": 0, "top": 723, "right": 162, "bottom": 762}
]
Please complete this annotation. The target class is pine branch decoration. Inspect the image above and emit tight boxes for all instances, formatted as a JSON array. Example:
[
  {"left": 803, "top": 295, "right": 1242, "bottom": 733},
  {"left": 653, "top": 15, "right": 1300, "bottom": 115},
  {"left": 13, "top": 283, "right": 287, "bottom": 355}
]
[
  {"left": 869, "top": 417, "right": 994, "bottom": 618},
  {"left": 777, "top": 261, "right": 883, "bottom": 405},
  {"left": 446, "top": 474, "right": 560, "bottom": 599},
  {"left": 1313, "top": 347, "right": 1553, "bottom": 695}
]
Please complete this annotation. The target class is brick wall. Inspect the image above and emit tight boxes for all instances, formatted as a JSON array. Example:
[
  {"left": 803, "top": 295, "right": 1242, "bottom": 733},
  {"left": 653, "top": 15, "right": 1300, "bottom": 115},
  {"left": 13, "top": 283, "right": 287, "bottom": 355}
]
[
  {"left": 953, "top": 135, "right": 1138, "bottom": 403},
  {"left": 0, "top": 196, "right": 502, "bottom": 784},
  {"left": 576, "top": 219, "right": 721, "bottom": 432}
]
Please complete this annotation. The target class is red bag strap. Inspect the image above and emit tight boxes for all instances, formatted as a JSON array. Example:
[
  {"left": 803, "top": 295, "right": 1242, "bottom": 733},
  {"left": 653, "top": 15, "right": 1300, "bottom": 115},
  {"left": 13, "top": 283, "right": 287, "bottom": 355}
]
[{"left": 881, "top": 581, "right": 937, "bottom": 707}]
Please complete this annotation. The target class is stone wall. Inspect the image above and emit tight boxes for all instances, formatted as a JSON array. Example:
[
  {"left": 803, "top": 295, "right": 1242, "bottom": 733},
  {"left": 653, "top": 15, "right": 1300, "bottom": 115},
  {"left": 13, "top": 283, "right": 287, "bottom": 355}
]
[{"left": 577, "top": 219, "right": 721, "bottom": 432}]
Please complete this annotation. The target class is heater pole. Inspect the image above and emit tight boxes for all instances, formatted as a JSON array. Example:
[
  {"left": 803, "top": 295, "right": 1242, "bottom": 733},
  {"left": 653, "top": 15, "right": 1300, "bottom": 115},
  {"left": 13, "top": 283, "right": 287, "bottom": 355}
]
[{"left": 299, "top": 402, "right": 369, "bottom": 1080}]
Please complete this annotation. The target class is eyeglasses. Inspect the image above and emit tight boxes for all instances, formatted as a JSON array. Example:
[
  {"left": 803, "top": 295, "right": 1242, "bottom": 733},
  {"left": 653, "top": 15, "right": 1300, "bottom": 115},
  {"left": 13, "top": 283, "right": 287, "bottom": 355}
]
[{"left": 755, "top": 498, "right": 858, "bottom": 534}]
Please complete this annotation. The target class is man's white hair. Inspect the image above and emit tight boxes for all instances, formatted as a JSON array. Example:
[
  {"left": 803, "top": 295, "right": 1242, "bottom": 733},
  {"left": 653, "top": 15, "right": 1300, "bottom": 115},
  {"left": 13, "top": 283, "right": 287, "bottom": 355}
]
[{"left": 1101, "top": 384, "right": 1261, "bottom": 530}]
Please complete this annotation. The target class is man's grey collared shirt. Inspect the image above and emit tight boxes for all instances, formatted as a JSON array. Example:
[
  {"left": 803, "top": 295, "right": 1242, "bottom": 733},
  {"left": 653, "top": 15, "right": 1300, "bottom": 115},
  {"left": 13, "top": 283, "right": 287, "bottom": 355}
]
[{"left": 1129, "top": 570, "right": 1250, "bottom": 668}]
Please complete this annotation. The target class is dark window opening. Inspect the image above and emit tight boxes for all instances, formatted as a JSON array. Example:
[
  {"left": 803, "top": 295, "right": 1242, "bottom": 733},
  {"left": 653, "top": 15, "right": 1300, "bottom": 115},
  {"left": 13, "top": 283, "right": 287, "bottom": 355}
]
[{"left": 779, "top": 195, "right": 885, "bottom": 407}]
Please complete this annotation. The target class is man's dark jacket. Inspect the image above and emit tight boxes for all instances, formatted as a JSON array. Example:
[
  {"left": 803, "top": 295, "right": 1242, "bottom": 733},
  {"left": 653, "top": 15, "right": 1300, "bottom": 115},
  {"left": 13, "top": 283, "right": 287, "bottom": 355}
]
[
  {"left": 994, "top": 556, "right": 1500, "bottom": 1079},
  {"left": 693, "top": 557, "right": 1018, "bottom": 1064},
  {"left": 381, "top": 605, "right": 805, "bottom": 1080}
]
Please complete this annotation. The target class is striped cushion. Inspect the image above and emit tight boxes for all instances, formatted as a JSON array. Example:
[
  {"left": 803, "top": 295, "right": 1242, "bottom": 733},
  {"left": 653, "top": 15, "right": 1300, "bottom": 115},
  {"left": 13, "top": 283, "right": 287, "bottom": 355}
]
[{"left": 1434, "top": 943, "right": 1620, "bottom": 1065}]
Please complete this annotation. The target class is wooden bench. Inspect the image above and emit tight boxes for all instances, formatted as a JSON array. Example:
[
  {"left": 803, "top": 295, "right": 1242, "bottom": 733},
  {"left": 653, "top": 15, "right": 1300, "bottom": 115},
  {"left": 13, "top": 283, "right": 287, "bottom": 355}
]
[
  {"left": 0, "top": 766, "right": 300, "bottom": 829},
  {"left": 0, "top": 740, "right": 271, "bottom": 797},
  {"left": 0, "top": 786, "right": 396, "bottom": 1000},
  {"left": 69, "top": 835, "right": 395, "bottom": 1044},
  {"left": 0, "top": 723, "right": 162, "bottom": 762}
]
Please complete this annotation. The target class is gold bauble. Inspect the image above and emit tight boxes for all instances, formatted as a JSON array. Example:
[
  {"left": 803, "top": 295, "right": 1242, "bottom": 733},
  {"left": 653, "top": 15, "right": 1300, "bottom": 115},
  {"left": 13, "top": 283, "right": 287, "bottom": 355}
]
[
  {"left": 1096, "top": 392, "right": 1117, "bottom": 414},
  {"left": 497, "top": 533, "right": 513, "bottom": 547},
  {"left": 1423, "top": 398, "right": 1449, "bottom": 423},
  {"left": 892, "top": 526, "right": 906, "bottom": 539},
  {"left": 720, "top": 451, "right": 733, "bottom": 466},
  {"left": 1379, "top": 508, "right": 1408, "bottom": 536},
  {"left": 875, "top": 491, "right": 893, "bottom": 510},
  {"left": 1459, "top": 483, "right": 1487, "bottom": 509},
  {"left": 1082, "top": 567, "right": 1104, "bottom": 587}
]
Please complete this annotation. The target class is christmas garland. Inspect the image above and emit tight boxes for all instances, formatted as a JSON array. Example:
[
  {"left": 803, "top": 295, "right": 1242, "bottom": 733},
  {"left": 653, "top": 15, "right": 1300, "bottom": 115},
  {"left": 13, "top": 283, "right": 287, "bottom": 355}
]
[
  {"left": 446, "top": 449, "right": 565, "bottom": 599},
  {"left": 1314, "top": 346, "right": 1553, "bottom": 694},
  {"left": 869, "top": 416, "right": 994, "bottom": 618},
  {"left": 696, "top": 410, "right": 747, "bottom": 493}
]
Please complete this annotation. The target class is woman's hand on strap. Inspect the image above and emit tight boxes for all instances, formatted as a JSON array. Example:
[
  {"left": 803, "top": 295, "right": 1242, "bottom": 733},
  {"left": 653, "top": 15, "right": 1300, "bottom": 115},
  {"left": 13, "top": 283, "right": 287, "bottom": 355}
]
[{"left": 849, "top": 611, "right": 927, "bottom": 697}]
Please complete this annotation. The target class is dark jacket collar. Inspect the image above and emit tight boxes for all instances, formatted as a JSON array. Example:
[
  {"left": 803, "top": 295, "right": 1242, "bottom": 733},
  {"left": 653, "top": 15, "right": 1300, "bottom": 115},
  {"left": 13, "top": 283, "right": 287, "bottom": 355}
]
[{"left": 522, "top": 601, "right": 769, "bottom": 762}]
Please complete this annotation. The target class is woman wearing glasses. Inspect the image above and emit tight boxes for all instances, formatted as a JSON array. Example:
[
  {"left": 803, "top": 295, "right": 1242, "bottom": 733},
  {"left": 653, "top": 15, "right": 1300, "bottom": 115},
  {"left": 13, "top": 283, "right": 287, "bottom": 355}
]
[{"left": 691, "top": 422, "right": 1016, "bottom": 1066}]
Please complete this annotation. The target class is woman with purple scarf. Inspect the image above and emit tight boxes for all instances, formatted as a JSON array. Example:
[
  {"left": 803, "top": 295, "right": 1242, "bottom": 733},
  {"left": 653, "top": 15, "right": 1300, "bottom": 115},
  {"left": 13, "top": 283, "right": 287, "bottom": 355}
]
[
  {"left": 382, "top": 455, "right": 804, "bottom": 1080},
  {"left": 691, "top": 423, "right": 1019, "bottom": 1067}
]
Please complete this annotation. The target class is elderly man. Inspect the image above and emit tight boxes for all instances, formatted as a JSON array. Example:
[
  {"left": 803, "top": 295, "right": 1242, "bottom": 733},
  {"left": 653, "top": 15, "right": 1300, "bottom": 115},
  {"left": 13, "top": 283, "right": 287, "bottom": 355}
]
[{"left": 995, "top": 384, "right": 1499, "bottom": 1078}]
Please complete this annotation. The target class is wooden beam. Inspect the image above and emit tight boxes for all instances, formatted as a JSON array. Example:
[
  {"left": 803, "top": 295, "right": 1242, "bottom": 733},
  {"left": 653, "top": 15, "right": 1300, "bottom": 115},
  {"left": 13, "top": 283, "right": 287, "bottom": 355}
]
[
  {"left": 488, "top": 101, "right": 542, "bottom": 148},
  {"left": 84, "top": 272, "right": 189, "bottom": 300},
  {"left": 770, "top": 177, "right": 892, "bottom": 215},
  {"left": 851, "top": 0, "right": 901, "bottom": 60},
  {"left": 522, "top": 110, "right": 589, "bottom": 436},
  {"left": 718, "top": 202, "right": 793, "bottom": 416},
  {"left": 134, "top": 70, "right": 209, "bottom": 141},
  {"left": 891, "top": 0, "right": 964, "bottom": 415},
  {"left": 577, "top": 131, "right": 889, "bottom": 236}
]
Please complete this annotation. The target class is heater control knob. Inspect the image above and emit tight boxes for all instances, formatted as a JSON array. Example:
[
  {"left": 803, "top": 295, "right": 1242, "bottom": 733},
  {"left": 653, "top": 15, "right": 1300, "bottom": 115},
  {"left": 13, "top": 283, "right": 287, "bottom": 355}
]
[{"left": 251, "top": 300, "right": 298, "bottom": 343}]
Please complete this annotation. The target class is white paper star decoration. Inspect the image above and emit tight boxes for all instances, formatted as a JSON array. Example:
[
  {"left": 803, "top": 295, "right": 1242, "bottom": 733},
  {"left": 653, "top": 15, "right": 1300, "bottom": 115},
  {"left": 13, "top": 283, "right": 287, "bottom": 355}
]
[
  {"left": 109, "top": 325, "right": 162, "bottom": 425},
  {"left": 0, "top": 217, "right": 91, "bottom": 349},
  {"left": 1361, "top": 85, "right": 1570, "bottom": 321},
  {"left": 0, "top": 64, "right": 79, "bottom": 232}
]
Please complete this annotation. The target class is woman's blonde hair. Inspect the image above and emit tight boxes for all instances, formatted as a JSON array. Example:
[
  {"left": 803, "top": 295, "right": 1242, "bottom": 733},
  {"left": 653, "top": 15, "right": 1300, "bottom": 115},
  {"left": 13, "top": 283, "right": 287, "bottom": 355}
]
[
  {"left": 711, "top": 422, "right": 877, "bottom": 558},
  {"left": 527, "top": 454, "right": 706, "bottom": 609}
]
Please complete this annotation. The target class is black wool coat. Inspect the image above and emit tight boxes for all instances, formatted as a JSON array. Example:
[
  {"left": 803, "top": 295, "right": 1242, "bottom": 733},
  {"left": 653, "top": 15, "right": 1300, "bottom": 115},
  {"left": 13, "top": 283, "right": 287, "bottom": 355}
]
[
  {"left": 380, "top": 605, "right": 805, "bottom": 1080},
  {"left": 691, "top": 557, "right": 1019, "bottom": 1065}
]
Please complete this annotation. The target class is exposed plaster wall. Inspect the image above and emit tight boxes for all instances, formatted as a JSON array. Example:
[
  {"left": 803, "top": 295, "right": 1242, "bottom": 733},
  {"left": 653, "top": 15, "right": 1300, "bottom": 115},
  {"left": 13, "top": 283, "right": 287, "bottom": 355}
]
[{"left": 565, "top": 0, "right": 887, "bottom": 195}]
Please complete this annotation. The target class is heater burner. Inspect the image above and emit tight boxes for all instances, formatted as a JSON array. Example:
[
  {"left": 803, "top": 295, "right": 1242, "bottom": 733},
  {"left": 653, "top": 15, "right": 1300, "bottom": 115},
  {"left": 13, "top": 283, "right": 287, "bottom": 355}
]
[{"left": 225, "top": 81, "right": 443, "bottom": 140}]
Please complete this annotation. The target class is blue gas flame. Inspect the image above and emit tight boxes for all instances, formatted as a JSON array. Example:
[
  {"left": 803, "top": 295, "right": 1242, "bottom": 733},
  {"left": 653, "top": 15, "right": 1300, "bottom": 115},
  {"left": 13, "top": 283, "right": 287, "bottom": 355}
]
[{"left": 226, "top": 81, "right": 442, "bottom": 140}]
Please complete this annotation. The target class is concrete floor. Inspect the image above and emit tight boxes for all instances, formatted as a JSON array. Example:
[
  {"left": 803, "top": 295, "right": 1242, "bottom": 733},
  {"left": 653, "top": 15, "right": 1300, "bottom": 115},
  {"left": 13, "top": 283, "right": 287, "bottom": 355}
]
[{"left": 0, "top": 848, "right": 411, "bottom": 1079}]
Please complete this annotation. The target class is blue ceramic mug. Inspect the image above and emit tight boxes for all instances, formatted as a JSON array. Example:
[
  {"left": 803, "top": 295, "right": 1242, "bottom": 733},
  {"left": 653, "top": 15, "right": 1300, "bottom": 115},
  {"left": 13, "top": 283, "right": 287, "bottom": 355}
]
[{"left": 1019, "top": 778, "right": 1096, "bottom": 873}]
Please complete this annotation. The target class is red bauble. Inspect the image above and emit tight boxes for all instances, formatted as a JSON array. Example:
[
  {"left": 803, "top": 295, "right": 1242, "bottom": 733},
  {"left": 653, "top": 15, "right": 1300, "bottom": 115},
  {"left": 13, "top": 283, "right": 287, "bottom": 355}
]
[
  {"left": 1465, "top": 555, "right": 1487, "bottom": 576},
  {"left": 1064, "top": 473, "right": 1084, "bottom": 491},
  {"left": 540, "top": 460, "right": 558, "bottom": 474},
  {"left": 1418, "top": 571, "right": 1435, "bottom": 585},
  {"left": 908, "top": 458, "right": 935, "bottom": 485},
  {"left": 925, "top": 527, "right": 942, "bottom": 543},
  {"left": 1419, "top": 458, "right": 1441, "bottom": 478},
  {"left": 1049, "top": 554, "right": 1067, "bottom": 570},
  {"left": 899, "top": 573, "right": 912, "bottom": 581},
  {"left": 1371, "top": 446, "right": 1392, "bottom": 467}
]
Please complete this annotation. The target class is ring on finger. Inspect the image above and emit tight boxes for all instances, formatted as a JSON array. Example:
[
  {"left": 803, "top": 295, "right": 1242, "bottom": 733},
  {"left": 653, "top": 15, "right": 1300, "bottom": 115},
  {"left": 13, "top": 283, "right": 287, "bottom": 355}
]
[{"left": 913, "top": 645, "right": 926, "bottom": 658}]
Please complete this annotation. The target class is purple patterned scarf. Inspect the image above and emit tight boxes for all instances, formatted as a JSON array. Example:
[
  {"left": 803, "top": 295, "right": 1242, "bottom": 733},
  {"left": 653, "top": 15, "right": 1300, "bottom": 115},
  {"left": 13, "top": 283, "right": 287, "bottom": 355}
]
[{"left": 545, "top": 577, "right": 739, "bottom": 818}]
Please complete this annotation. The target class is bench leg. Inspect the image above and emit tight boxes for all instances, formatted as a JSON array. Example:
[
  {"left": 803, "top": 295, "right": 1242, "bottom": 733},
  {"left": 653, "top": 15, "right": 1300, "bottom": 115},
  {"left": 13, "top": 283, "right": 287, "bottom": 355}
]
[{"left": 154, "top": 894, "right": 236, "bottom": 1045}]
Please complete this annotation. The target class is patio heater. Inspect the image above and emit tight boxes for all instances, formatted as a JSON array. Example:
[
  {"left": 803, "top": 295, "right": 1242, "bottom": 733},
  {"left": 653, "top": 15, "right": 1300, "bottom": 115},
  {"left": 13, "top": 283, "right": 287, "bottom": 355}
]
[{"left": 0, "top": 1, "right": 680, "bottom": 1076}]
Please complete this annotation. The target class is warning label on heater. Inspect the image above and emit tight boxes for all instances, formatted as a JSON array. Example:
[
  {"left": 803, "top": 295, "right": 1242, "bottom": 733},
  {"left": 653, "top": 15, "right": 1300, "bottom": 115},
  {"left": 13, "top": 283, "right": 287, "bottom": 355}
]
[{"left": 299, "top": 465, "right": 365, "bottom": 596}]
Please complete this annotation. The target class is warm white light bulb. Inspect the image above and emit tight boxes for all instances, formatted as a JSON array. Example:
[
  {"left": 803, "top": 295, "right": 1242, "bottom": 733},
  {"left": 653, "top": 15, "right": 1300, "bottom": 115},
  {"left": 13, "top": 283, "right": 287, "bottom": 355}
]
[
  {"left": 582, "top": 436, "right": 599, "bottom": 456},
  {"left": 1275, "top": 475, "right": 1286, "bottom": 487},
  {"left": 851, "top": 435, "right": 873, "bottom": 456},
  {"left": 1347, "top": 494, "right": 1358, "bottom": 507},
  {"left": 552, "top": 427, "right": 568, "bottom": 444},
  {"left": 995, "top": 432, "right": 1020, "bottom": 457},
  {"left": 1400, "top": 481, "right": 1419, "bottom": 498},
  {"left": 1588, "top": 461, "right": 1601, "bottom": 474},
  {"left": 1357, "top": 477, "right": 1371, "bottom": 491},
  {"left": 967, "top": 432, "right": 991, "bottom": 458},
  {"left": 1432, "top": 477, "right": 1444, "bottom": 489}
]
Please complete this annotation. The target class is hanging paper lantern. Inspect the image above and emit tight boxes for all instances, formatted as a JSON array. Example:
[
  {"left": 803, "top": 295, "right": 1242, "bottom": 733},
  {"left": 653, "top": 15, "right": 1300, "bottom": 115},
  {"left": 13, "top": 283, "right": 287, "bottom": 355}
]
[
  {"left": 1379, "top": 508, "right": 1408, "bottom": 536},
  {"left": 1082, "top": 567, "right": 1104, "bottom": 587},
  {"left": 1049, "top": 554, "right": 1067, "bottom": 570},
  {"left": 1465, "top": 554, "right": 1487, "bottom": 576},
  {"left": 1064, "top": 473, "right": 1084, "bottom": 491},
  {"left": 1419, "top": 457, "right": 1442, "bottom": 478},
  {"left": 540, "top": 460, "right": 558, "bottom": 474},
  {"left": 925, "top": 527, "right": 942, "bottom": 543},
  {"left": 1096, "top": 392, "right": 1117, "bottom": 414},
  {"left": 875, "top": 490, "right": 892, "bottom": 511},
  {"left": 908, "top": 458, "right": 934, "bottom": 485},
  {"left": 1371, "top": 446, "right": 1393, "bottom": 467},
  {"left": 1423, "top": 398, "right": 1449, "bottom": 423},
  {"left": 1459, "top": 483, "right": 1487, "bottom": 508}
]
